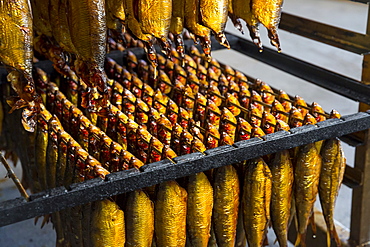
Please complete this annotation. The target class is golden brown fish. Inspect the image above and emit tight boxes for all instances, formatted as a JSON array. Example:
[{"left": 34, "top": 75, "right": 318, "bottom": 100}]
[
  {"left": 105, "top": 0, "right": 126, "bottom": 40},
  {"left": 170, "top": 0, "right": 186, "bottom": 57},
  {"left": 125, "top": 189, "right": 154, "bottom": 247},
  {"left": 213, "top": 164, "right": 240, "bottom": 246},
  {"left": 199, "top": 0, "right": 230, "bottom": 48},
  {"left": 294, "top": 143, "right": 322, "bottom": 247},
  {"left": 155, "top": 180, "right": 187, "bottom": 247},
  {"left": 242, "top": 157, "right": 272, "bottom": 247},
  {"left": 91, "top": 199, "right": 125, "bottom": 247},
  {"left": 252, "top": 0, "right": 283, "bottom": 50},
  {"left": 139, "top": 0, "right": 172, "bottom": 56},
  {"left": 187, "top": 172, "right": 213, "bottom": 247},
  {"left": 67, "top": 0, "right": 110, "bottom": 114},
  {"left": 0, "top": 0, "right": 41, "bottom": 130},
  {"left": 232, "top": 0, "right": 262, "bottom": 49},
  {"left": 270, "top": 150, "right": 294, "bottom": 247},
  {"left": 184, "top": 0, "right": 212, "bottom": 59},
  {"left": 319, "top": 138, "right": 346, "bottom": 247}
]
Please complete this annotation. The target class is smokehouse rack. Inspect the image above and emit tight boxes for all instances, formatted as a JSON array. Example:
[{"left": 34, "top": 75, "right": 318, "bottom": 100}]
[{"left": 1, "top": 0, "right": 370, "bottom": 246}]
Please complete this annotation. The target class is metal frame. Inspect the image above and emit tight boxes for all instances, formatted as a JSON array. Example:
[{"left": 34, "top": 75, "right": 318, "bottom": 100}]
[{"left": 1, "top": 111, "right": 370, "bottom": 227}]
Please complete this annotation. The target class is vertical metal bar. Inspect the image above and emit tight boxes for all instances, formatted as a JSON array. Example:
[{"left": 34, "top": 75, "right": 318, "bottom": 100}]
[{"left": 349, "top": 4, "right": 370, "bottom": 247}]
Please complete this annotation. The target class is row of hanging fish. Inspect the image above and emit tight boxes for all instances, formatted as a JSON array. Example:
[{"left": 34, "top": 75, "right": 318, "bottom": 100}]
[
  {"left": 0, "top": 0, "right": 284, "bottom": 131},
  {"left": 0, "top": 39, "right": 342, "bottom": 247}
]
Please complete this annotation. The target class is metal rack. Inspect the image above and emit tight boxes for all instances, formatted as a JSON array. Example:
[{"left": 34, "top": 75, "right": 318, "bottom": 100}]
[{"left": 1, "top": 1, "right": 370, "bottom": 246}]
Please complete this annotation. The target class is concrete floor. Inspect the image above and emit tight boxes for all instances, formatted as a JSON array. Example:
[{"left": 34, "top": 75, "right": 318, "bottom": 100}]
[{"left": 0, "top": 0, "right": 368, "bottom": 246}]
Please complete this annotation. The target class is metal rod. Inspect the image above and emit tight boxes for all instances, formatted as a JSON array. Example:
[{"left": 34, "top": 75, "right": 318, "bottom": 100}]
[
  {"left": 0, "top": 153, "right": 29, "bottom": 201},
  {"left": 0, "top": 111, "right": 370, "bottom": 227}
]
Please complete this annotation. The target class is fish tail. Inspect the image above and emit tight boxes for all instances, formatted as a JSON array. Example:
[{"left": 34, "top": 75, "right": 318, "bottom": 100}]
[
  {"left": 295, "top": 232, "right": 307, "bottom": 247},
  {"left": 326, "top": 229, "right": 331, "bottom": 247},
  {"left": 331, "top": 226, "right": 341, "bottom": 247},
  {"left": 309, "top": 212, "right": 317, "bottom": 237}
]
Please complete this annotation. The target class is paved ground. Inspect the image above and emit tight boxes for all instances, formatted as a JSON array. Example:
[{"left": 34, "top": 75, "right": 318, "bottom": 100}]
[{"left": 0, "top": 0, "right": 367, "bottom": 245}]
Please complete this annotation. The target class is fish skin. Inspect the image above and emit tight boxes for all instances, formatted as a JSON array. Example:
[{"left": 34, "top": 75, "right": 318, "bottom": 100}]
[
  {"left": 155, "top": 181, "right": 187, "bottom": 247},
  {"left": 90, "top": 199, "right": 125, "bottom": 247},
  {"left": 35, "top": 115, "right": 49, "bottom": 191},
  {"left": 0, "top": 0, "right": 40, "bottom": 112},
  {"left": 319, "top": 138, "right": 346, "bottom": 247},
  {"left": 30, "top": 0, "right": 52, "bottom": 37},
  {"left": 49, "top": 0, "right": 77, "bottom": 54},
  {"left": 138, "top": 0, "right": 172, "bottom": 39},
  {"left": 67, "top": 0, "right": 108, "bottom": 95},
  {"left": 187, "top": 172, "right": 214, "bottom": 247},
  {"left": 184, "top": 0, "right": 212, "bottom": 58},
  {"left": 232, "top": 0, "right": 261, "bottom": 49},
  {"left": 243, "top": 157, "right": 272, "bottom": 247},
  {"left": 294, "top": 143, "right": 322, "bottom": 247},
  {"left": 0, "top": 0, "right": 33, "bottom": 75},
  {"left": 106, "top": 0, "right": 125, "bottom": 31},
  {"left": 252, "top": 0, "right": 283, "bottom": 50},
  {"left": 170, "top": 0, "right": 185, "bottom": 35},
  {"left": 125, "top": 189, "right": 154, "bottom": 247},
  {"left": 213, "top": 165, "right": 240, "bottom": 246},
  {"left": 124, "top": 0, "right": 153, "bottom": 42},
  {"left": 199, "top": 0, "right": 229, "bottom": 48},
  {"left": 269, "top": 150, "right": 294, "bottom": 247}
]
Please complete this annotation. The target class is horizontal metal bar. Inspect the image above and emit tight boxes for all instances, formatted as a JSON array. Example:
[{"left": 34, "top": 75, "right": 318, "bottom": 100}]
[
  {"left": 280, "top": 13, "right": 370, "bottom": 55},
  {"left": 1, "top": 111, "right": 369, "bottom": 227},
  {"left": 224, "top": 32, "right": 370, "bottom": 105}
]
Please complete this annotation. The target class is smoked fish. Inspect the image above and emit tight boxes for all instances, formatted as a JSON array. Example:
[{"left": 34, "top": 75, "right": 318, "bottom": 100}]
[
  {"left": 270, "top": 150, "right": 294, "bottom": 247},
  {"left": 199, "top": 0, "right": 230, "bottom": 48},
  {"left": 213, "top": 164, "right": 240, "bottom": 246},
  {"left": 155, "top": 180, "right": 187, "bottom": 247},
  {"left": 243, "top": 157, "right": 272, "bottom": 247},
  {"left": 125, "top": 189, "right": 155, "bottom": 247},
  {"left": 187, "top": 172, "right": 214, "bottom": 247},
  {"left": 252, "top": 0, "right": 283, "bottom": 51},
  {"left": 0, "top": 0, "right": 41, "bottom": 130},
  {"left": 91, "top": 199, "right": 125, "bottom": 247},
  {"left": 294, "top": 143, "right": 322, "bottom": 247},
  {"left": 319, "top": 138, "right": 346, "bottom": 247}
]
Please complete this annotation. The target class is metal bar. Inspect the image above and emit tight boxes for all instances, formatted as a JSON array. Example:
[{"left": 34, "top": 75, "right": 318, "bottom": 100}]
[
  {"left": 0, "top": 111, "right": 370, "bottom": 227},
  {"left": 223, "top": 31, "right": 370, "bottom": 104},
  {"left": 279, "top": 13, "right": 370, "bottom": 55},
  {"left": 0, "top": 153, "right": 29, "bottom": 201}
]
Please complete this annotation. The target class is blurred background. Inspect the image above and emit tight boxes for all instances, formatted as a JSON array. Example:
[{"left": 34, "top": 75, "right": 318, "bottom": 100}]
[{"left": 0, "top": 0, "right": 367, "bottom": 245}]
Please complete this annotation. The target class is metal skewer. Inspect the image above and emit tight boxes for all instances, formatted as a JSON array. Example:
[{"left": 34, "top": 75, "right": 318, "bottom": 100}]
[{"left": 0, "top": 152, "right": 30, "bottom": 201}]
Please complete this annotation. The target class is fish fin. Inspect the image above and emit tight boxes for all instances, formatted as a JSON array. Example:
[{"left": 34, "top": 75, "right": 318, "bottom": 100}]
[
  {"left": 295, "top": 232, "right": 307, "bottom": 247},
  {"left": 309, "top": 212, "right": 317, "bottom": 237},
  {"left": 326, "top": 229, "right": 331, "bottom": 247},
  {"left": 332, "top": 226, "right": 341, "bottom": 247},
  {"left": 263, "top": 234, "right": 269, "bottom": 246},
  {"left": 294, "top": 233, "right": 301, "bottom": 246}
]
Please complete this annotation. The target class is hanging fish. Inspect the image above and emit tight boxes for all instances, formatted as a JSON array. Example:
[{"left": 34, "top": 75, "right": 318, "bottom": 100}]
[
  {"left": 125, "top": 189, "right": 154, "bottom": 247},
  {"left": 155, "top": 180, "right": 187, "bottom": 247},
  {"left": 269, "top": 150, "right": 294, "bottom": 247},
  {"left": 294, "top": 143, "right": 322, "bottom": 247},
  {"left": 243, "top": 157, "right": 272, "bottom": 247},
  {"left": 252, "top": 0, "right": 284, "bottom": 51},
  {"left": 319, "top": 138, "right": 346, "bottom": 247},
  {"left": 0, "top": 0, "right": 42, "bottom": 131}
]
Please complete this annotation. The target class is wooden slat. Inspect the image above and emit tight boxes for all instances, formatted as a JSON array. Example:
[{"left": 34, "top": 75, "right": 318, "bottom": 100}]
[{"left": 280, "top": 13, "right": 370, "bottom": 55}]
